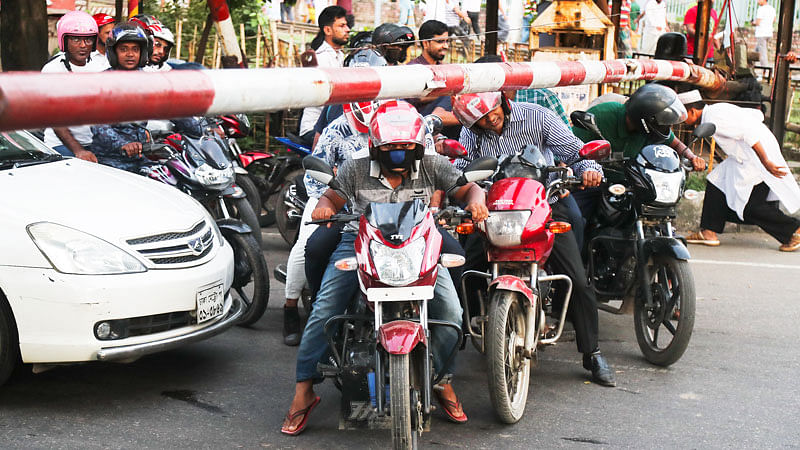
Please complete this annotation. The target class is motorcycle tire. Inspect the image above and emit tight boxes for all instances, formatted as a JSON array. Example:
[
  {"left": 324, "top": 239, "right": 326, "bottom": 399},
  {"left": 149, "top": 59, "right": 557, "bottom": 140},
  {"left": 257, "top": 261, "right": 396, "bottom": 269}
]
[
  {"left": 389, "top": 353, "right": 418, "bottom": 450},
  {"left": 235, "top": 174, "right": 263, "bottom": 222},
  {"left": 225, "top": 197, "right": 263, "bottom": 249},
  {"left": 0, "top": 294, "right": 20, "bottom": 387},
  {"left": 227, "top": 232, "right": 269, "bottom": 327},
  {"left": 275, "top": 168, "right": 304, "bottom": 246},
  {"left": 634, "top": 255, "right": 695, "bottom": 366},
  {"left": 486, "top": 290, "right": 531, "bottom": 424}
]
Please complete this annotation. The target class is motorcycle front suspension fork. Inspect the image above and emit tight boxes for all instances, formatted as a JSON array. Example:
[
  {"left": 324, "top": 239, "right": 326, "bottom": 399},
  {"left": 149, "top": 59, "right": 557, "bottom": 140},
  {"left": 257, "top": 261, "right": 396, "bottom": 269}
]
[{"left": 635, "top": 220, "right": 655, "bottom": 310}]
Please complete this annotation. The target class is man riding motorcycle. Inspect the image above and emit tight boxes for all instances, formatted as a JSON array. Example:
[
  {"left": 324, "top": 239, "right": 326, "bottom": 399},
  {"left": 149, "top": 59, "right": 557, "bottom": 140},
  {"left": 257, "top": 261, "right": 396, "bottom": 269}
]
[
  {"left": 129, "top": 14, "right": 174, "bottom": 72},
  {"left": 452, "top": 91, "right": 617, "bottom": 387},
  {"left": 281, "top": 100, "right": 488, "bottom": 435}
]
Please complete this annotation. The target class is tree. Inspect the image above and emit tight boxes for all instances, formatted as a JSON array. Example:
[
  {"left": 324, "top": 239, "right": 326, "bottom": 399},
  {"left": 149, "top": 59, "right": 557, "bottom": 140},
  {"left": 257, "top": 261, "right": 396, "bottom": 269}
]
[{"left": 0, "top": 0, "right": 49, "bottom": 71}]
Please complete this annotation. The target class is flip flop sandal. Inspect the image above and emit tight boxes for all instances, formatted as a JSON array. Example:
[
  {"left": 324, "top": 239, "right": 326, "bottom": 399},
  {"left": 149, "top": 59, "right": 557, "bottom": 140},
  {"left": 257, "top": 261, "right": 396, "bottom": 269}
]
[
  {"left": 433, "top": 390, "right": 468, "bottom": 424},
  {"left": 685, "top": 231, "right": 720, "bottom": 246},
  {"left": 280, "top": 396, "right": 321, "bottom": 436}
]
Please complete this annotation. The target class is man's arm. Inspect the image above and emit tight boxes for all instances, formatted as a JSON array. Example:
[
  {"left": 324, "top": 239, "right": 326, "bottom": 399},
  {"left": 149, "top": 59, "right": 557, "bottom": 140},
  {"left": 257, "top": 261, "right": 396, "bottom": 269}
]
[
  {"left": 452, "top": 182, "right": 488, "bottom": 221},
  {"left": 53, "top": 128, "right": 98, "bottom": 162},
  {"left": 668, "top": 136, "right": 706, "bottom": 171},
  {"left": 752, "top": 141, "right": 789, "bottom": 178},
  {"left": 311, "top": 188, "right": 348, "bottom": 221}
]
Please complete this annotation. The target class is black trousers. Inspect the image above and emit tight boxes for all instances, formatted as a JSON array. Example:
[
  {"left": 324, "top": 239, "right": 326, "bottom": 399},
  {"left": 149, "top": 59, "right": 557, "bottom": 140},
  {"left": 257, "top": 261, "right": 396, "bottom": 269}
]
[
  {"left": 466, "top": 11, "right": 481, "bottom": 35},
  {"left": 462, "top": 200, "right": 599, "bottom": 354},
  {"left": 701, "top": 182, "right": 800, "bottom": 245}
]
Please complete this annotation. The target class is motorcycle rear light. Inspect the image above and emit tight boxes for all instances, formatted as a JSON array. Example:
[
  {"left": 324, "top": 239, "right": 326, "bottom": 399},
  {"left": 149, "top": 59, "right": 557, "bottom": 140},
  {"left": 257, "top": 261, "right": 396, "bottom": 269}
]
[
  {"left": 440, "top": 253, "right": 465, "bottom": 268},
  {"left": 456, "top": 222, "right": 474, "bottom": 234},
  {"left": 335, "top": 257, "right": 358, "bottom": 271},
  {"left": 546, "top": 221, "right": 572, "bottom": 234}
]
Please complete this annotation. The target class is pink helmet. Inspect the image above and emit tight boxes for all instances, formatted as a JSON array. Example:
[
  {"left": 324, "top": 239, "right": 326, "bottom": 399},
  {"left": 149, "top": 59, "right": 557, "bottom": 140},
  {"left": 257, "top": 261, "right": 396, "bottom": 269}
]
[
  {"left": 368, "top": 100, "right": 426, "bottom": 150},
  {"left": 451, "top": 92, "right": 504, "bottom": 128},
  {"left": 57, "top": 11, "right": 99, "bottom": 52}
]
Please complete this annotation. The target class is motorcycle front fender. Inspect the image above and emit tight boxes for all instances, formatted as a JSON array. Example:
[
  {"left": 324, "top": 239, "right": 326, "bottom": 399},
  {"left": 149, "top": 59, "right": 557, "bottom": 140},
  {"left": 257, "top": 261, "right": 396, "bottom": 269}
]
[
  {"left": 641, "top": 236, "right": 690, "bottom": 262},
  {"left": 221, "top": 185, "right": 247, "bottom": 199},
  {"left": 488, "top": 275, "right": 534, "bottom": 305},
  {"left": 216, "top": 218, "right": 253, "bottom": 236},
  {"left": 379, "top": 320, "right": 427, "bottom": 355}
]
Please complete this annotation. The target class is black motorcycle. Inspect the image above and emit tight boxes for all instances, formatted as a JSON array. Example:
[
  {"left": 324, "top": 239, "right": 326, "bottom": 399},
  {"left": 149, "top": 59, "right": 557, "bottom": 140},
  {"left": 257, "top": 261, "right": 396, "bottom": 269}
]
[
  {"left": 142, "top": 129, "right": 269, "bottom": 326},
  {"left": 572, "top": 111, "right": 715, "bottom": 366}
]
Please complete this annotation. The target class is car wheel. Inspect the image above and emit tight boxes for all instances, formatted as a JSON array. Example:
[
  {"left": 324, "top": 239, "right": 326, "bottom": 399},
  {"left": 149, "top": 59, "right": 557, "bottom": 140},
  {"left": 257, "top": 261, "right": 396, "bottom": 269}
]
[{"left": 0, "top": 293, "right": 20, "bottom": 387}]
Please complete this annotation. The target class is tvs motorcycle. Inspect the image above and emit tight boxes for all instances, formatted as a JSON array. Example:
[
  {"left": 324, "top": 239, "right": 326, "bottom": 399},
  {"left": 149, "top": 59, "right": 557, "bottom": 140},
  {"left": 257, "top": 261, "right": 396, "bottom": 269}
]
[
  {"left": 141, "top": 130, "right": 269, "bottom": 326},
  {"left": 453, "top": 142, "right": 610, "bottom": 424},
  {"left": 302, "top": 155, "right": 496, "bottom": 449},
  {"left": 571, "top": 111, "right": 715, "bottom": 366}
]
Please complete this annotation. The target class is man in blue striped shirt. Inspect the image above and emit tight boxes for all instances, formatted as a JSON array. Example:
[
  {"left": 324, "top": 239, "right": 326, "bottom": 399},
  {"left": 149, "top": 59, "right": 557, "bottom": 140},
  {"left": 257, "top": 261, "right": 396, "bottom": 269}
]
[{"left": 452, "top": 91, "right": 617, "bottom": 387}]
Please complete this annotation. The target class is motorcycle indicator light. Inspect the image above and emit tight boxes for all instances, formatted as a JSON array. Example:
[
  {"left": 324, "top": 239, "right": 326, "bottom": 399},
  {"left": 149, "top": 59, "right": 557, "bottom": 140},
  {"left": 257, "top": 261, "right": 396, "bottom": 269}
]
[
  {"left": 456, "top": 222, "right": 474, "bottom": 235},
  {"left": 440, "top": 253, "right": 465, "bottom": 268},
  {"left": 335, "top": 257, "right": 358, "bottom": 271},
  {"left": 608, "top": 184, "right": 627, "bottom": 195},
  {"left": 546, "top": 221, "right": 572, "bottom": 234}
]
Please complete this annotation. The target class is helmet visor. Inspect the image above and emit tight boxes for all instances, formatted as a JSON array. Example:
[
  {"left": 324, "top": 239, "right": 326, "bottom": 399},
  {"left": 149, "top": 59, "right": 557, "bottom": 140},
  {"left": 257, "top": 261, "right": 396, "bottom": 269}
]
[{"left": 654, "top": 96, "right": 688, "bottom": 126}]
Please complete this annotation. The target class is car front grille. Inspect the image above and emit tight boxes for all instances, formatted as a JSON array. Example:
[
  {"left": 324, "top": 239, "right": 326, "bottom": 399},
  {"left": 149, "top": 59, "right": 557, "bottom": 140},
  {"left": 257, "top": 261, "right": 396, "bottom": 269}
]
[{"left": 126, "top": 221, "right": 215, "bottom": 268}]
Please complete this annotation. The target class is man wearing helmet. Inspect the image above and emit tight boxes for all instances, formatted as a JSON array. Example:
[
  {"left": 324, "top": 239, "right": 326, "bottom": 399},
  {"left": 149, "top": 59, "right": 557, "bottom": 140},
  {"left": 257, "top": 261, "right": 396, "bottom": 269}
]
[
  {"left": 372, "top": 23, "right": 415, "bottom": 65},
  {"left": 41, "top": 10, "right": 110, "bottom": 162},
  {"left": 281, "top": 100, "right": 487, "bottom": 435},
  {"left": 451, "top": 91, "right": 617, "bottom": 387},
  {"left": 147, "top": 25, "right": 175, "bottom": 71},
  {"left": 92, "top": 13, "right": 116, "bottom": 63}
]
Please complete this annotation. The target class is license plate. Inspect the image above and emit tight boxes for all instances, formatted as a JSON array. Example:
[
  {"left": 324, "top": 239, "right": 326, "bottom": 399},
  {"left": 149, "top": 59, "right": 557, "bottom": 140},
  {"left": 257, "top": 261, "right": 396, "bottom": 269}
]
[{"left": 196, "top": 283, "right": 225, "bottom": 324}]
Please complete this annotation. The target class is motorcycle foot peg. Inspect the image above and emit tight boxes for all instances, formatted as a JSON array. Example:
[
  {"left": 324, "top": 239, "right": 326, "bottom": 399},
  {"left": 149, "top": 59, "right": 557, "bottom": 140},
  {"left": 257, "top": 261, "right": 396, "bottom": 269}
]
[
  {"left": 273, "top": 264, "right": 288, "bottom": 283},
  {"left": 316, "top": 362, "right": 340, "bottom": 377}
]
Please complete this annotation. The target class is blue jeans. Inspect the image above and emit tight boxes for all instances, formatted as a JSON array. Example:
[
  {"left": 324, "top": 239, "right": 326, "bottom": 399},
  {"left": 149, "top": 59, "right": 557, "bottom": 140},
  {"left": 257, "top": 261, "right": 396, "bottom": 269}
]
[
  {"left": 52, "top": 145, "right": 75, "bottom": 157},
  {"left": 520, "top": 15, "right": 533, "bottom": 44},
  {"left": 296, "top": 232, "right": 463, "bottom": 382}
]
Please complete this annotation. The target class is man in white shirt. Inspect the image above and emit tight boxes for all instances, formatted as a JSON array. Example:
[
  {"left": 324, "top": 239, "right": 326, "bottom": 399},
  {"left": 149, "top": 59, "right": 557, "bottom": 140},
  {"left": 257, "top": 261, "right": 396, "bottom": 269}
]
[
  {"left": 42, "top": 11, "right": 109, "bottom": 162},
  {"left": 753, "top": 0, "right": 776, "bottom": 67},
  {"left": 91, "top": 13, "right": 115, "bottom": 68},
  {"left": 297, "top": 6, "right": 349, "bottom": 147},
  {"left": 680, "top": 90, "right": 800, "bottom": 252},
  {"left": 636, "top": 0, "right": 668, "bottom": 55}
]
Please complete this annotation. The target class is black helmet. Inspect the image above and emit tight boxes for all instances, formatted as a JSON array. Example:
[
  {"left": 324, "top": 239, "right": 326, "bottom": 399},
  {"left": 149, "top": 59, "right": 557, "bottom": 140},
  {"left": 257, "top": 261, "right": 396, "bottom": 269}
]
[
  {"left": 344, "top": 48, "right": 387, "bottom": 67},
  {"left": 106, "top": 23, "right": 150, "bottom": 69},
  {"left": 655, "top": 32, "right": 688, "bottom": 61},
  {"left": 625, "top": 84, "right": 687, "bottom": 141},
  {"left": 372, "top": 23, "right": 414, "bottom": 64},
  {"left": 348, "top": 30, "right": 373, "bottom": 49}
]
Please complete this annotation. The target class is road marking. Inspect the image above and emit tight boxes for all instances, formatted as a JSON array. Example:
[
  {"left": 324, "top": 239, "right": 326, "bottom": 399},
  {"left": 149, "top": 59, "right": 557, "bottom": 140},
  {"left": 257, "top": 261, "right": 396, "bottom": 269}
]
[{"left": 690, "top": 259, "right": 800, "bottom": 270}]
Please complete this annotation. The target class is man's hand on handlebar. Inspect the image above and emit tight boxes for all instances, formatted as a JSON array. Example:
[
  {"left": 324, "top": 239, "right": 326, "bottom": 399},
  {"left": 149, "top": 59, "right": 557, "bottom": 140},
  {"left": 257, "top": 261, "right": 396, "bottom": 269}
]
[
  {"left": 121, "top": 142, "right": 143, "bottom": 158},
  {"left": 465, "top": 202, "right": 488, "bottom": 222},
  {"left": 582, "top": 170, "right": 603, "bottom": 188},
  {"left": 311, "top": 206, "right": 336, "bottom": 222},
  {"left": 689, "top": 155, "right": 707, "bottom": 172}
]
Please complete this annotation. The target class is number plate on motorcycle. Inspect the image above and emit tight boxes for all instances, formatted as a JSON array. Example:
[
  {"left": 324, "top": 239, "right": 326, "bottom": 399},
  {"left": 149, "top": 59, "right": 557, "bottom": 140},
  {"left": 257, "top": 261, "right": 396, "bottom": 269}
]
[
  {"left": 196, "top": 283, "right": 225, "bottom": 324},
  {"left": 366, "top": 286, "right": 434, "bottom": 302}
]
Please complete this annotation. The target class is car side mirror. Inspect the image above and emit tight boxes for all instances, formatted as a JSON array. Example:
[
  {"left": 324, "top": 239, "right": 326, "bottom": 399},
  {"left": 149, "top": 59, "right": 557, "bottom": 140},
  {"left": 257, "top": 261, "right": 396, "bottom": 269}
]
[
  {"left": 303, "top": 155, "right": 341, "bottom": 191},
  {"left": 570, "top": 111, "right": 605, "bottom": 140},
  {"left": 692, "top": 122, "right": 716, "bottom": 139},
  {"left": 579, "top": 140, "right": 612, "bottom": 161},
  {"left": 454, "top": 156, "right": 498, "bottom": 187}
]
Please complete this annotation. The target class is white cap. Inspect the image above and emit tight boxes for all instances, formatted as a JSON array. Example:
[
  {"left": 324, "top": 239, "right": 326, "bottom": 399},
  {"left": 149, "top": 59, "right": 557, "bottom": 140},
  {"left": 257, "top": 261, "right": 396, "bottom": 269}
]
[{"left": 677, "top": 90, "right": 703, "bottom": 105}]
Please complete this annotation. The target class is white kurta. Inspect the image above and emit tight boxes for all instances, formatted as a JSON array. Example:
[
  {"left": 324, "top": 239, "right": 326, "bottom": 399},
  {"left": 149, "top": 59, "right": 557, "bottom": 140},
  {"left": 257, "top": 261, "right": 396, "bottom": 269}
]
[{"left": 703, "top": 103, "right": 800, "bottom": 220}]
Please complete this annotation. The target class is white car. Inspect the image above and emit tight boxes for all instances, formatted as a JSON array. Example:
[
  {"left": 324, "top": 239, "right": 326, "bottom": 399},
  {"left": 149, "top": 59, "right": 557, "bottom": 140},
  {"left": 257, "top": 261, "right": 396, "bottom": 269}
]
[{"left": 0, "top": 130, "right": 241, "bottom": 385}]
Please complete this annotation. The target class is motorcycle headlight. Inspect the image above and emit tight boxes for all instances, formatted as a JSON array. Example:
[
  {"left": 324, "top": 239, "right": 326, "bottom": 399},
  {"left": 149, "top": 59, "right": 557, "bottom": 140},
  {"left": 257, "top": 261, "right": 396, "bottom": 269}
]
[
  {"left": 27, "top": 222, "right": 146, "bottom": 275},
  {"left": 195, "top": 163, "right": 234, "bottom": 188},
  {"left": 484, "top": 211, "right": 531, "bottom": 247},
  {"left": 646, "top": 169, "right": 684, "bottom": 204},
  {"left": 369, "top": 238, "right": 426, "bottom": 286}
]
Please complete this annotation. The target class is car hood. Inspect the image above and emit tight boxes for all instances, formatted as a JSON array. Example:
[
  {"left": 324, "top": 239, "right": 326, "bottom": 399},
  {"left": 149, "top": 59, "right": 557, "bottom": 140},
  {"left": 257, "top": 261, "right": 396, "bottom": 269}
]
[{"left": 0, "top": 159, "right": 208, "bottom": 266}]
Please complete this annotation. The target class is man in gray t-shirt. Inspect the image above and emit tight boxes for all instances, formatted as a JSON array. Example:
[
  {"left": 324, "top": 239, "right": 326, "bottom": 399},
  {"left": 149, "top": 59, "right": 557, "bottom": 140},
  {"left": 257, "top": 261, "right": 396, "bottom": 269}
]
[{"left": 282, "top": 100, "right": 487, "bottom": 435}]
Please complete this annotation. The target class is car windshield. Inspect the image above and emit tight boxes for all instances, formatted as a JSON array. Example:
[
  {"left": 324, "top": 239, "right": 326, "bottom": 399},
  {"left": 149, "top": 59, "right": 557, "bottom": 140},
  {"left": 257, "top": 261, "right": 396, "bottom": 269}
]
[{"left": 0, "top": 131, "right": 62, "bottom": 169}]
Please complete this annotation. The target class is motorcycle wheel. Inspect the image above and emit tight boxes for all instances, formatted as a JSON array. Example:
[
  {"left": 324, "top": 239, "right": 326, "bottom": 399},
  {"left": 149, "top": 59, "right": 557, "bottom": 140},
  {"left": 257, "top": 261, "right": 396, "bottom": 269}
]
[
  {"left": 0, "top": 295, "right": 19, "bottom": 387},
  {"left": 486, "top": 290, "right": 530, "bottom": 424},
  {"left": 275, "top": 168, "right": 304, "bottom": 246},
  {"left": 225, "top": 197, "right": 263, "bottom": 249},
  {"left": 227, "top": 232, "right": 269, "bottom": 327},
  {"left": 389, "top": 353, "right": 418, "bottom": 450},
  {"left": 235, "top": 174, "right": 263, "bottom": 221},
  {"left": 634, "top": 255, "right": 695, "bottom": 366}
]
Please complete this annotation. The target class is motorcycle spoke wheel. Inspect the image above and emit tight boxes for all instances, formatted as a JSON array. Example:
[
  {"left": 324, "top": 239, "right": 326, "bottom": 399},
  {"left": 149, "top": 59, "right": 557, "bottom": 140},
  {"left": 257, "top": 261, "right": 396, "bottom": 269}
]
[
  {"left": 487, "top": 290, "right": 530, "bottom": 424},
  {"left": 634, "top": 256, "right": 695, "bottom": 366}
]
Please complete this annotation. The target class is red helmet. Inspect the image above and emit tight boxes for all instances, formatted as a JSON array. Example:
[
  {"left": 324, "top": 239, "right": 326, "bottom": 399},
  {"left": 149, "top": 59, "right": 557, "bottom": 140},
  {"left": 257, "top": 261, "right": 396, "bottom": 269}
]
[
  {"left": 368, "top": 100, "right": 426, "bottom": 149},
  {"left": 343, "top": 101, "right": 381, "bottom": 134},
  {"left": 451, "top": 92, "right": 504, "bottom": 128},
  {"left": 129, "top": 14, "right": 162, "bottom": 35},
  {"left": 93, "top": 13, "right": 115, "bottom": 28}
]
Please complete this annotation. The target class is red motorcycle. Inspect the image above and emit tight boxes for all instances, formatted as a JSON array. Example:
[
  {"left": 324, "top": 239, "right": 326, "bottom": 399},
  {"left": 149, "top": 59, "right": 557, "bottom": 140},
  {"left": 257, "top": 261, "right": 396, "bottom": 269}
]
[
  {"left": 303, "top": 155, "right": 496, "bottom": 449},
  {"left": 454, "top": 141, "right": 610, "bottom": 424}
]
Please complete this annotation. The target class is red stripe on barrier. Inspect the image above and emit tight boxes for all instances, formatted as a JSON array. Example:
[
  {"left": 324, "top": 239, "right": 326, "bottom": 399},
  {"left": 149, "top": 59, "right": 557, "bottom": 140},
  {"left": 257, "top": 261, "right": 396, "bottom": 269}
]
[
  {"left": 427, "top": 64, "right": 467, "bottom": 97},
  {"left": 557, "top": 61, "right": 587, "bottom": 86},
  {"left": 601, "top": 60, "right": 628, "bottom": 83},
  {"left": 207, "top": 0, "right": 231, "bottom": 22},
  {"left": 323, "top": 67, "right": 382, "bottom": 104},
  {"left": 668, "top": 61, "right": 689, "bottom": 79},
  {"left": 638, "top": 60, "right": 661, "bottom": 80},
  {"left": 0, "top": 71, "right": 215, "bottom": 132},
  {"left": 500, "top": 63, "right": 535, "bottom": 90}
]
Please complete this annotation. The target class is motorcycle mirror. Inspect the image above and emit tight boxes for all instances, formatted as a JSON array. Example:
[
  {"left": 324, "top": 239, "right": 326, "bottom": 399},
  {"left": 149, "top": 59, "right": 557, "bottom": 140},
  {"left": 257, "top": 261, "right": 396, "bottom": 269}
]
[
  {"left": 691, "top": 122, "right": 716, "bottom": 140},
  {"left": 303, "top": 155, "right": 341, "bottom": 191},
  {"left": 439, "top": 139, "right": 468, "bottom": 159},
  {"left": 424, "top": 114, "right": 444, "bottom": 135},
  {"left": 570, "top": 111, "right": 605, "bottom": 140},
  {"left": 454, "top": 156, "right": 498, "bottom": 187},
  {"left": 579, "top": 140, "right": 612, "bottom": 161}
]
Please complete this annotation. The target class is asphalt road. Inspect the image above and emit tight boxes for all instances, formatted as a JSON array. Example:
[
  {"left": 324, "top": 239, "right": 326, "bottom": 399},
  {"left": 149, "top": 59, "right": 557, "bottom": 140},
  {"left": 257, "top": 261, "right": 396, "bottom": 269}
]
[{"left": 1, "top": 229, "right": 798, "bottom": 449}]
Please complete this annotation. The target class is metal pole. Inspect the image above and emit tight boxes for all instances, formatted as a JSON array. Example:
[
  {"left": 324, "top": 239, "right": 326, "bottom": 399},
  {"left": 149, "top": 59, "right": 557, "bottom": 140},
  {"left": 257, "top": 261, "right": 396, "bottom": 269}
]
[
  {"left": 374, "top": 0, "right": 382, "bottom": 29},
  {"left": 693, "top": 0, "right": 712, "bottom": 65},
  {"left": 770, "top": 0, "right": 795, "bottom": 145},
  {"left": 485, "top": 0, "right": 498, "bottom": 56},
  {"left": 610, "top": 0, "right": 621, "bottom": 57}
]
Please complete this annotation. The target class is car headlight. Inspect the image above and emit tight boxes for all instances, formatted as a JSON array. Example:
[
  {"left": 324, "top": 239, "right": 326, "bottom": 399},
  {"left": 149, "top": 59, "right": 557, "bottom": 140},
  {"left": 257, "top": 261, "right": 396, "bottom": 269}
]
[
  {"left": 484, "top": 211, "right": 531, "bottom": 247},
  {"left": 646, "top": 169, "right": 684, "bottom": 204},
  {"left": 369, "top": 238, "right": 426, "bottom": 286},
  {"left": 195, "top": 163, "right": 234, "bottom": 188},
  {"left": 27, "top": 222, "right": 146, "bottom": 275}
]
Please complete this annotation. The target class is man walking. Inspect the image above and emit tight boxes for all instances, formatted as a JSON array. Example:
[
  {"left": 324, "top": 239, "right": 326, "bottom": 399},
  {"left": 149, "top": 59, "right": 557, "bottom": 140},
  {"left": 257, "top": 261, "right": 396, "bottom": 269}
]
[
  {"left": 753, "top": 0, "right": 776, "bottom": 67},
  {"left": 636, "top": 0, "right": 668, "bottom": 55}
]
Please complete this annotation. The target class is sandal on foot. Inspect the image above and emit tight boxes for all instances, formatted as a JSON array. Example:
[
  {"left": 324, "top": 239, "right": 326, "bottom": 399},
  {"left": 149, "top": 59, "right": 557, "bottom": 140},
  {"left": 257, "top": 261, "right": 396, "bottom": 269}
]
[
  {"left": 686, "top": 231, "right": 720, "bottom": 246},
  {"left": 779, "top": 230, "right": 800, "bottom": 252},
  {"left": 280, "top": 396, "right": 320, "bottom": 436},
  {"left": 433, "top": 389, "right": 468, "bottom": 424}
]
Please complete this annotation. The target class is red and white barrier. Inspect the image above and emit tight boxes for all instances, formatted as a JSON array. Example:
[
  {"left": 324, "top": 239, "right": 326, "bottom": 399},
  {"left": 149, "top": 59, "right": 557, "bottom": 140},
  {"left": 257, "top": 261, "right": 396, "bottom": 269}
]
[
  {"left": 207, "top": 0, "right": 245, "bottom": 67},
  {"left": 0, "top": 59, "right": 723, "bottom": 132}
]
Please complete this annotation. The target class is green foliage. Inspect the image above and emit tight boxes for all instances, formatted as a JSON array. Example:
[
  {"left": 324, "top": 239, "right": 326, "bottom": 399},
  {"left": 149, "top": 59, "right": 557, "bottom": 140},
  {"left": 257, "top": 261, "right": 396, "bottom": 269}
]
[
  {"left": 685, "top": 171, "right": 707, "bottom": 192},
  {"left": 143, "top": 0, "right": 265, "bottom": 39}
]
